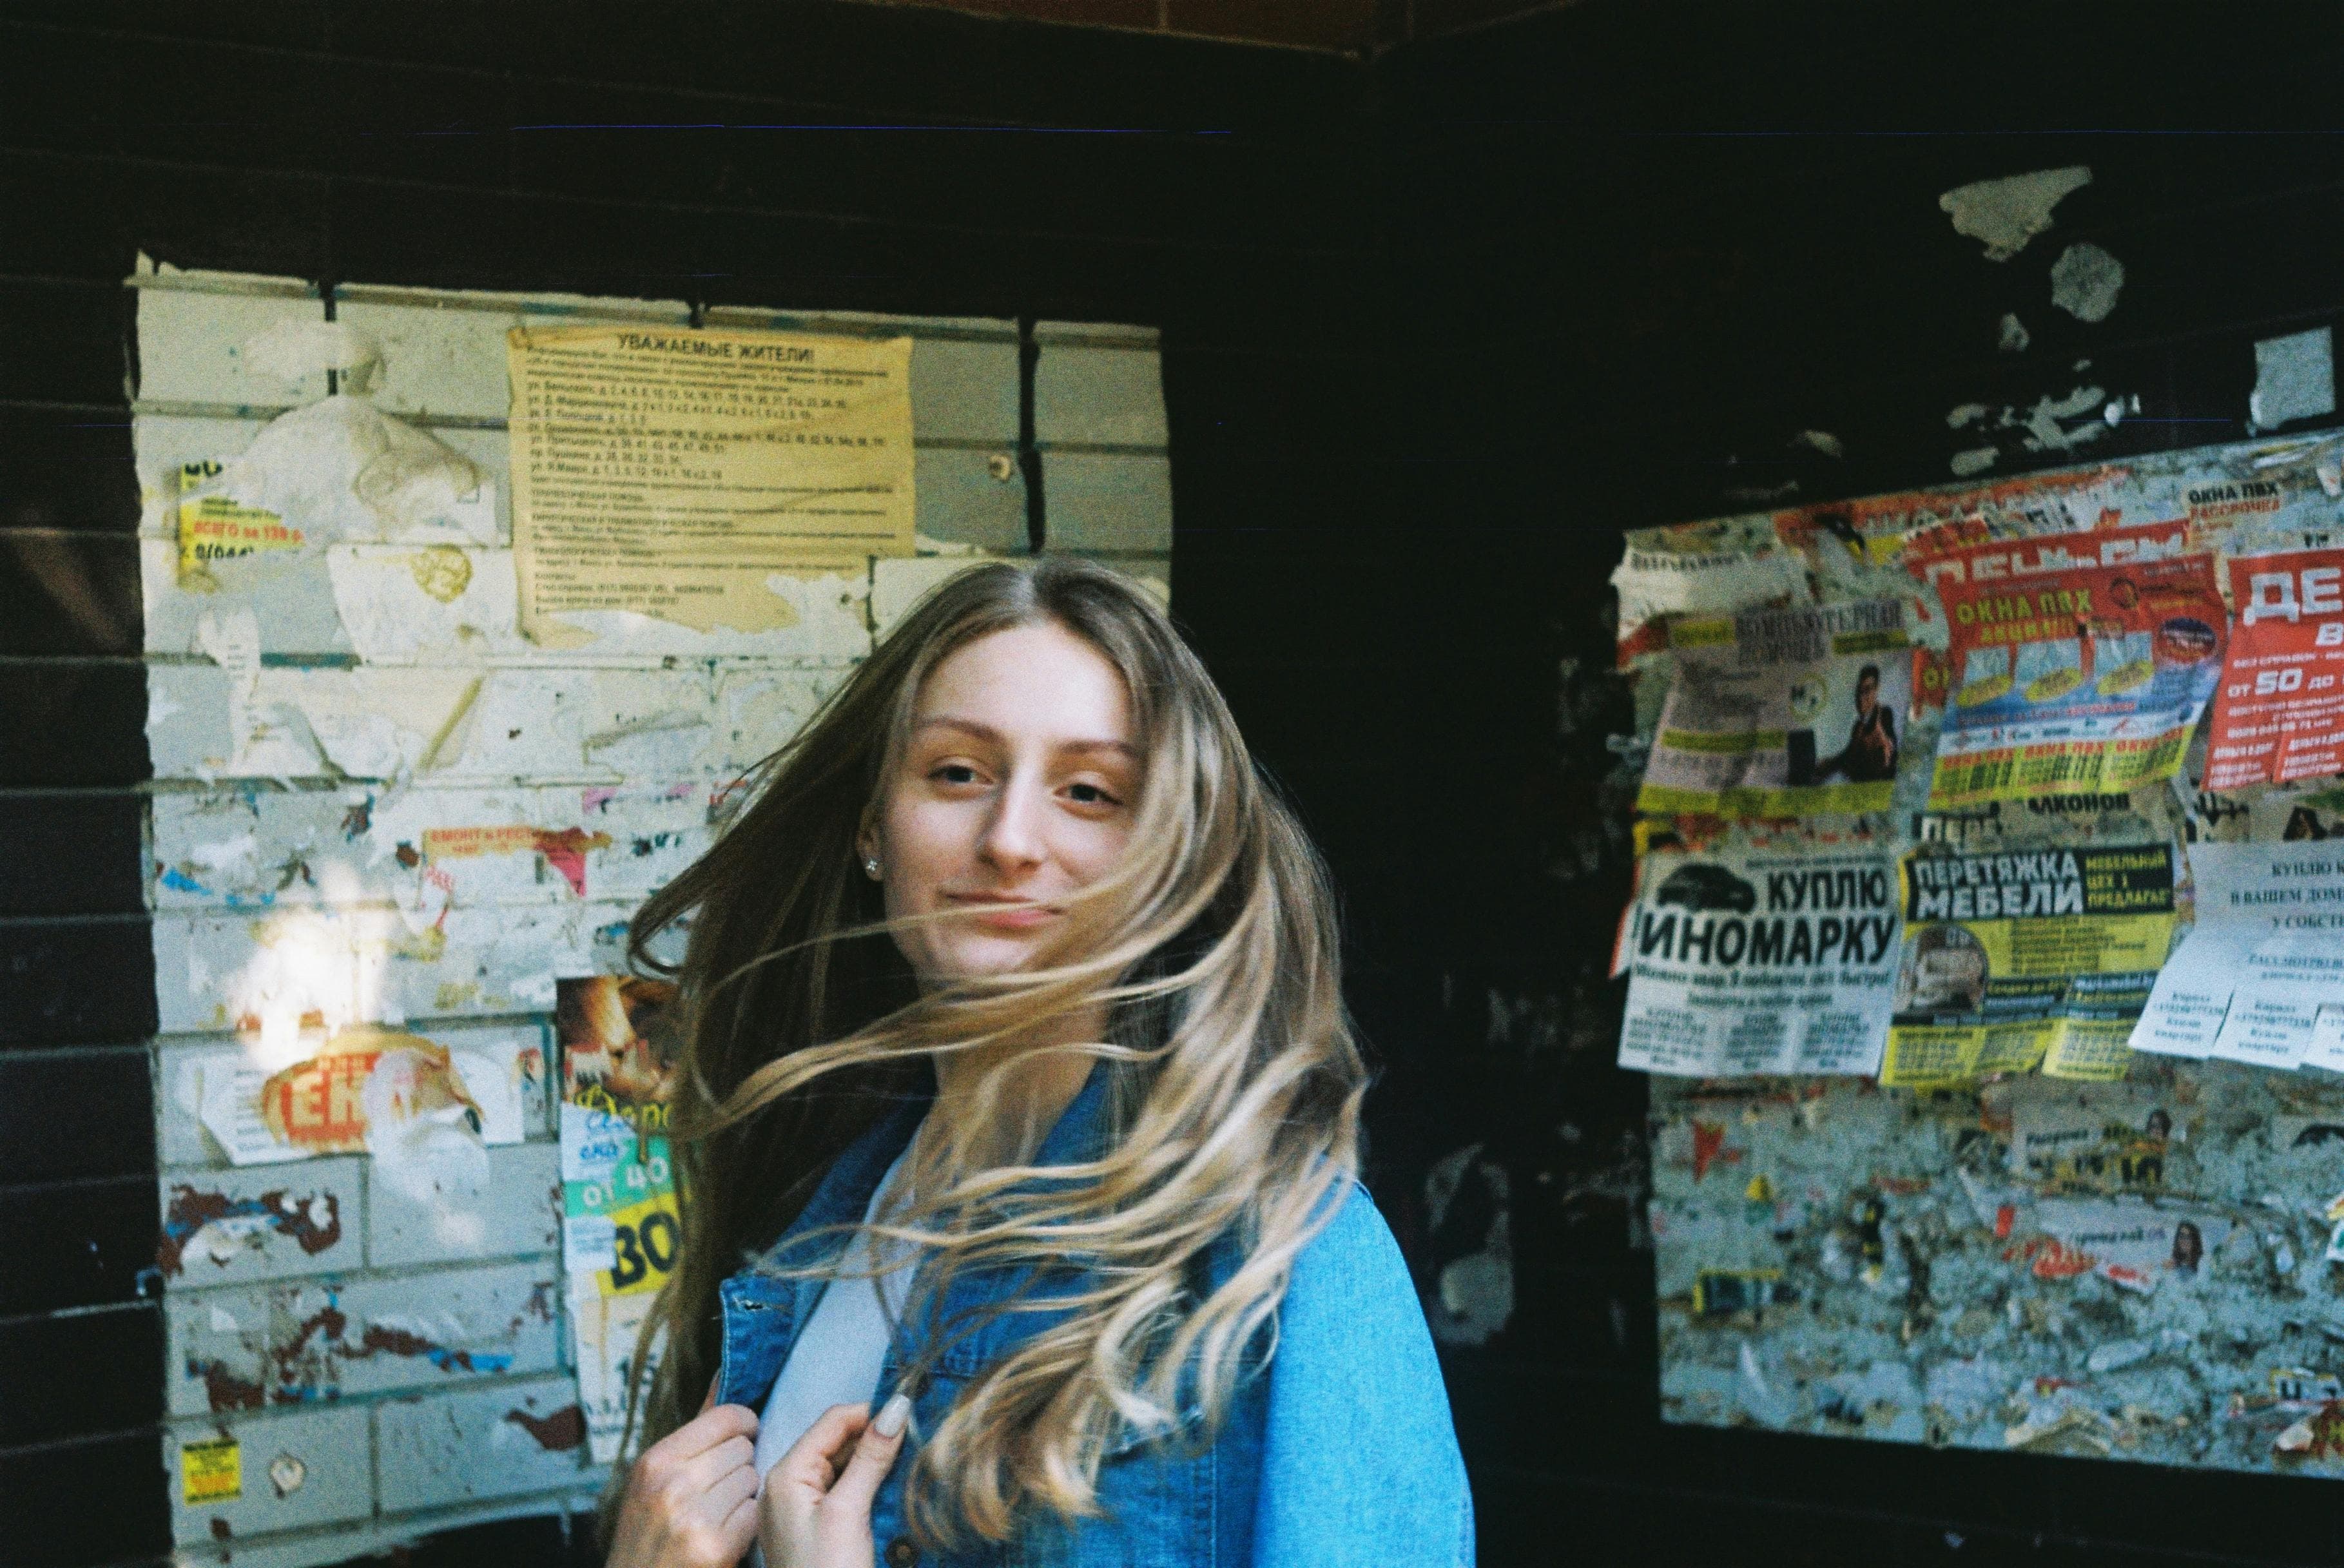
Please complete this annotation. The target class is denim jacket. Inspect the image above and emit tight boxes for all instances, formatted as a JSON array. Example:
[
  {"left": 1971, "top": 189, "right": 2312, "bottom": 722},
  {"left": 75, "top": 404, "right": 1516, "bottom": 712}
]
[{"left": 713, "top": 1065, "right": 1474, "bottom": 1567}]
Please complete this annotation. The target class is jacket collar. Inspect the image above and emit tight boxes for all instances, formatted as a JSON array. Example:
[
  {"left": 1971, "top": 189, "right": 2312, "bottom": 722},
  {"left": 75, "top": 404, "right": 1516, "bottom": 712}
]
[{"left": 758, "top": 1054, "right": 1114, "bottom": 1275}]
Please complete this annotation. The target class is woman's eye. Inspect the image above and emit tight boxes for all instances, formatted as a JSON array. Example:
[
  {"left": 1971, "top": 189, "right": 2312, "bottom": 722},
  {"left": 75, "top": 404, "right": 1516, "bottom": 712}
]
[
  {"left": 930, "top": 763, "right": 981, "bottom": 786},
  {"left": 1065, "top": 781, "right": 1121, "bottom": 807}
]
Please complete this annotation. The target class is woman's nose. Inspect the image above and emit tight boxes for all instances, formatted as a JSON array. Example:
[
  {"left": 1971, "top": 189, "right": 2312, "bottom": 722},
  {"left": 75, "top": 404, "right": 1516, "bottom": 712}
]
[{"left": 978, "top": 776, "right": 1047, "bottom": 871}]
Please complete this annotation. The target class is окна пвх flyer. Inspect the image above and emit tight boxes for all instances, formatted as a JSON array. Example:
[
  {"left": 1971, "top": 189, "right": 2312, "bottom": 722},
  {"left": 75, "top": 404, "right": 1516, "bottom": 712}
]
[
  {"left": 1921, "top": 534, "right": 2225, "bottom": 808},
  {"left": 1881, "top": 844, "right": 2178, "bottom": 1086},
  {"left": 1616, "top": 849, "right": 1901, "bottom": 1077}
]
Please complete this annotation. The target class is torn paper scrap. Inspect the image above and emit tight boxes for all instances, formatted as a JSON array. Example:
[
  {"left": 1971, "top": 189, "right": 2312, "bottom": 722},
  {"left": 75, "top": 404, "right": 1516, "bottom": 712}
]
[
  {"left": 1939, "top": 166, "right": 2092, "bottom": 262},
  {"left": 202, "top": 395, "right": 495, "bottom": 547},
  {"left": 2050, "top": 242, "right": 2126, "bottom": 323},
  {"left": 2251, "top": 327, "right": 2336, "bottom": 432},
  {"left": 177, "top": 461, "right": 305, "bottom": 589}
]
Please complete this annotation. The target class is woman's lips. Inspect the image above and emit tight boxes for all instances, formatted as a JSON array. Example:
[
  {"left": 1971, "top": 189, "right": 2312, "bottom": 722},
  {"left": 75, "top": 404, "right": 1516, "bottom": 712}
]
[{"left": 944, "top": 893, "right": 1058, "bottom": 929}]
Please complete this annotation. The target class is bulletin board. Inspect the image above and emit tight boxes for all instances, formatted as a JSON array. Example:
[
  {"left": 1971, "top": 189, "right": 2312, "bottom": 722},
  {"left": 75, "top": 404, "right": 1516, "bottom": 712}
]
[{"left": 1619, "top": 431, "right": 2344, "bottom": 1474}]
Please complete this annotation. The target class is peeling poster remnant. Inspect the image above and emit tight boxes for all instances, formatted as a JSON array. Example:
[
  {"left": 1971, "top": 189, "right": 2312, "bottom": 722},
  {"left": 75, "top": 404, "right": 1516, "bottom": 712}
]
[
  {"left": 1655, "top": 1061, "right": 2344, "bottom": 1477},
  {"left": 2251, "top": 327, "right": 2336, "bottom": 432},
  {"left": 1423, "top": 1142, "right": 1514, "bottom": 1347},
  {"left": 2050, "top": 242, "right": 2126, "bottom": 323},
  {"left": 159, "top": 1185, "right": 343, "bottom": 1276},
  {"left": 1939, "top": 166, "right": 2092, "bottom": 262}
]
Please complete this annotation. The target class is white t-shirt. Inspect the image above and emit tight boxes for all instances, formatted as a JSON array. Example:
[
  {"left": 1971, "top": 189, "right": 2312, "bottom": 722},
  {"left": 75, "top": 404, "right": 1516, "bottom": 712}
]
[{"left": 752, "top": 1143, "right": 918, "bottom": 1482}]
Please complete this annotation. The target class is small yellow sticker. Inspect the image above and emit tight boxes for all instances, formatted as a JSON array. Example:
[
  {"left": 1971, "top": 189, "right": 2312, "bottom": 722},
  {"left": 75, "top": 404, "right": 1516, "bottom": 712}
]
[
  {"left": 181, "top": 1435, "right": 241, "bottom": 1505},
  {"left": 177, "top": 461, "right": 304, "bottom": 587}
]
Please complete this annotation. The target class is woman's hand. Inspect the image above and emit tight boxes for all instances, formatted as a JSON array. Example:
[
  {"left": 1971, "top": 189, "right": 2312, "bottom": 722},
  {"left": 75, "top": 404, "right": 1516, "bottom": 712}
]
[
  {"left": 606, "top": 1400, "right": 762, "bottom": 1568},
  {"left": 757, "top": 1395, "right": 911, "bottom": 1568}
]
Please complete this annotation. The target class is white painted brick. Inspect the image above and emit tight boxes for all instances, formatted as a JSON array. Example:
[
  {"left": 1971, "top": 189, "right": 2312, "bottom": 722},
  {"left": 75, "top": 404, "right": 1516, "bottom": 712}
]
[
  {"left": 147, "top": 661, "right": 238, "bottom": 780},
  {"left": 159, "top": 1159, "right": 365, "bottom": 1288},
  {"left": 425, "top": 425, "right": 513, "bottom": 545},
  {"left": 144, "top": 537, "right": 353, "bottom": 659},
  {"left": 137, "top": 287, "right": 330, "bottom": 409},
  {"left": 873, "top": 555, "right": 996, "bottom": 638},
  {"left": 150, "top": 666, "right": 728, "bottom": 786},
  {"left": 175, "top": 1496, "right": 602, "bottom": 1568},
  {"left": 132, "top": 412, "right": 269, "bottom": 537},
  {"left": 325, "top": 545, "right": 521, "bottom": 662},
  {"left": 712, "top": 665, "right": 851, "bottom": 776},
  {"left": 702, "top": 305, "right": 1014, "bottom": 338},
  {"left": 368, "top": 1141, "right": 561, "bottom": 1268},
  {"left": 380, "top": 900, "right": 630, "bottom": 1020},
  {"left": 916, "top": 445, "right": 1028, "bottom": 555},
  {"left": 1040, "top": 452, "right": 1174, "bottom": 554},
  {"left": 153, "top": 900, "right": 632, "bottom": 1033},
  {"left": 159, "top": 1040, "right": 238, "bottom": 1168},
  {"left": 375, "top": 1375, "right": 591, "bottom": 1512},
  {"left": 167, "top": 1259, "right": 562, "bottom": 1416},
  {"left": 152, "top": 787, "right": 375, "bottom": 911},
  {"left": 1034, "top": 345, "right": 1168, "bottom": 449},
  {"left": 168, "top": 1404, "right": 374, "bottom": 1546},
  {"left": 907, "top": 336, "right": 1022, "bottom": 444},
  {"left": 335, "top": 291, "right": 692, "bottom": 423}
]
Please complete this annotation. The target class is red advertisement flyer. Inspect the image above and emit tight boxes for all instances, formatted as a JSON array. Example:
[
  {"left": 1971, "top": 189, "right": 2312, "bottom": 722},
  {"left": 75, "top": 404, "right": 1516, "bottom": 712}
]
[
  {"left": 1921, "top": 539, "right": 2226, "bottom": 808},
  {"left": 2204, "top": 547, "right": 2344, "bottom": 791}
]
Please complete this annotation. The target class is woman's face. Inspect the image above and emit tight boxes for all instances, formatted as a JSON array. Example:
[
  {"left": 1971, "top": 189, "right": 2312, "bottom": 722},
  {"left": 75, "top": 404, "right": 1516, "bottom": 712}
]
[{"left": 864, "top": 621, "right": 1141, "bottom": 987}]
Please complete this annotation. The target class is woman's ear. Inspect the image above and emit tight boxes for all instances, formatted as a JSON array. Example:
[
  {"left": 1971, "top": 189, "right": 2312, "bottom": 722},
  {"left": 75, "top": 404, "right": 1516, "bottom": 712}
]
[{"left": 855, "top": 810, "right": 882, "bottom": 877}]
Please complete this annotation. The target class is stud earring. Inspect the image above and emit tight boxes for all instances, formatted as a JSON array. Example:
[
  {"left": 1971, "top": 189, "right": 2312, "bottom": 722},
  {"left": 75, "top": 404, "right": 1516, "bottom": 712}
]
[{"left": 863, "top": 856, "right": 882, "bottom": 879}]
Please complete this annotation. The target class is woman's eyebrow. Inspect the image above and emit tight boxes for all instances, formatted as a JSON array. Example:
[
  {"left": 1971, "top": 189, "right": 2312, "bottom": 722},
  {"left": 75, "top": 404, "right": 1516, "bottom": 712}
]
[{"left": 913, "top": 715, "right": 1139, "bottom": 758}]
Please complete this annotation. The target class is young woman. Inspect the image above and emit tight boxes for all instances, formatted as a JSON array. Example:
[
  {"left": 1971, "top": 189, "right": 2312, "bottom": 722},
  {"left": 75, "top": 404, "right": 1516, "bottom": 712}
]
[{"left": 601, "top": 559, "right": 1471, "bottom": 1567}]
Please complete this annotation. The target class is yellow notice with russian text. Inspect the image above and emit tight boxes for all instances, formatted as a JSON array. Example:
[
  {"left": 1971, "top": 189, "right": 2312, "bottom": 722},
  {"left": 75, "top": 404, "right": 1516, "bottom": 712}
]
[
  {"left": 177, "top": 461, "right": 304, "bottom": 588},
  {"left": 507, "top": 325, "right": 914, "bottom": 643}
]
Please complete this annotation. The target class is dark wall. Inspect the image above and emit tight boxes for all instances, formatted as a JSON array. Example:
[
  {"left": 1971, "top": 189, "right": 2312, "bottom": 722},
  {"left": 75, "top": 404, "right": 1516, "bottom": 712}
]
[
  {"left": 19, "top": 3, "right": 2344, "bottom": 1565},
  {"left": 1382, "top": 3, "right": 2344, "bottom": 1565},
  {"left": 0, "top": 6, "right": 1379, "bottom": 1565}
]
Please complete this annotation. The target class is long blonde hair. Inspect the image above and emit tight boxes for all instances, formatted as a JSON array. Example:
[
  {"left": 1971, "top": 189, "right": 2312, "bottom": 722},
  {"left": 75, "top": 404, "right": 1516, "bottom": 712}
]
[{"left": 623, "top": 557, "right": 1365, "bottom": 1547}]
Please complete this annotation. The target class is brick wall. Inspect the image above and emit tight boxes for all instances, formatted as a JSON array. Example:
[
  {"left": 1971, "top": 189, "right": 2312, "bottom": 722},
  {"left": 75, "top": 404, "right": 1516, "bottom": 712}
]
[{"left": 130, "top": 266, "right": 1165, "bottom": 1566}]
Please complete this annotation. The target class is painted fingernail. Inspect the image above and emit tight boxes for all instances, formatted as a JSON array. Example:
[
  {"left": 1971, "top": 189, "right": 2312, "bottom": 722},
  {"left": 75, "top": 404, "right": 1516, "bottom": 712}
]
[{"left": 873, "top": 1392, "right": 912, "bottom": 1438}]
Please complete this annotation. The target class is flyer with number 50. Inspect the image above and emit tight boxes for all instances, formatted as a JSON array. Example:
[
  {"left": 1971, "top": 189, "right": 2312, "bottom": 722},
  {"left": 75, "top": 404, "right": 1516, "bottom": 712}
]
[{"left": 2203, "top": 547, "right": 2344, "bottom": 791}]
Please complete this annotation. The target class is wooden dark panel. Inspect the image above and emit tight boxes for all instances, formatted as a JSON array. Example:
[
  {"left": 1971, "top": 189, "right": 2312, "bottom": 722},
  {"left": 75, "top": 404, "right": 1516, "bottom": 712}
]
[
  {"left": 0, "top": 533, "right": 140, "bottom": 658},
  {"left": 0, "top": 404, "right": 138, "bottom": 535},
  {"left": 0, "top": 795, "right": 145, "bottom": 919},
  {"left": 0, "top": 1303, "right": 162, "bottom": 1448},
  {"left": 0, "top": 1047, "right": 155, "bottom": 1185},
  {"left": 0, "top": 1176, "right": 157, "bottom": 1315},
  {"left": 0, "top": 663, "right": 150, "bottom": 789},
  {"left": 0, "top": 280, "right": 127, "bottom": 407},
  {"left": 0, "top": 1428, "right": 171, "bottom": 1568},
  {"left": 0, "top": 919, "right": 157, "bottom": 1047}
]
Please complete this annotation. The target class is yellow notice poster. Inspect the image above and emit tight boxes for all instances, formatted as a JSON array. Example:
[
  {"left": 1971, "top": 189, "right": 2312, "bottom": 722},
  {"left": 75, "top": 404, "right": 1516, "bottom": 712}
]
[{"left": 507, "top": 325, "right": 915, "bottom": 641}]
